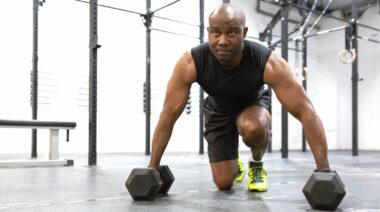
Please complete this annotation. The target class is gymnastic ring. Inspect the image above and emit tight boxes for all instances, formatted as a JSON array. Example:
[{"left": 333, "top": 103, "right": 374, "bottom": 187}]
[{"left": 338, "top": 49, "right": 356, "bottom": 64}]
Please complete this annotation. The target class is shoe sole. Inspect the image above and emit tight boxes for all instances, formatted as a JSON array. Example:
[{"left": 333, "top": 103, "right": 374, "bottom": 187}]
[
  {"left": 248, "top": 188, "right": 267, "bottom": 192},
  {"left": 234, "top": 174, "right": 244, "bottom": 182}
]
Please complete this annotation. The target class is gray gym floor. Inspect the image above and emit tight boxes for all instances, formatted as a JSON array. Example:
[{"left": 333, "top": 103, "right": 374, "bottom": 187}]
[{"left": 0, "top": 150, "right": 379, "bottom": 212}]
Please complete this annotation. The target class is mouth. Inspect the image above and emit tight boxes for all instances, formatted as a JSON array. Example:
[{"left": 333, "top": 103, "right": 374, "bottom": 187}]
[
  {"left": 216, "top": 48, "right": 230, "bottom": 53},
  {"left": 216, "top": 49, "right": 231, "bottom": 57}
]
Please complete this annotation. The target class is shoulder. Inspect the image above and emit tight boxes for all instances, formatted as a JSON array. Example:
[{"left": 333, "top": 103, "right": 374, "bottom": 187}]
[
  {"left": 265, "top": 52, "right": 287, "bottom": 72},
  {"left": 244, "top": 40, "right": 272, "bottom": 63},
  {"left": 191, "top": 42, "right": 210, "bottom": 53},
  {"left": 191, "top": 42, "right": 210, "bottom": 61},
  {"left": 174, "top": 51, "right": 197, "bottom": 84},
  {"left": 264, "top": 52, "right": 293, "bottom": 85},
  {"left": 244, "top": 40, "right": 271, "bottom": 53}
]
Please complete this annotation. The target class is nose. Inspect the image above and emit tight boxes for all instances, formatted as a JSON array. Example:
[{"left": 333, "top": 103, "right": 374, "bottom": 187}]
[{"left": 218, "top": 34, "right": 229, "bottom": 47}]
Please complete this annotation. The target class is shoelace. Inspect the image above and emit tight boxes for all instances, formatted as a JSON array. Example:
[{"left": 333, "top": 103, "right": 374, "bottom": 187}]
[{"left": 249, "top": 167, "right": 265, "bottom": 182}]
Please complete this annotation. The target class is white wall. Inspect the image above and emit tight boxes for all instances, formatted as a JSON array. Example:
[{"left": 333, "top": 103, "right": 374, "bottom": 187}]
[
  {"left": 0, "top": 1, "right": 34, "bottom": 154},
  {"left": 351, "top": 7, "right": 380, "bottom": 150},
  {"left": 308, "top": 7, "right": 380, "bottom": 150},
  {"left": 306, "top": 13, "right": 342, "bottom": 150},
  {"left": 0, "top": 1, "right": 379, "bottom": 157}
]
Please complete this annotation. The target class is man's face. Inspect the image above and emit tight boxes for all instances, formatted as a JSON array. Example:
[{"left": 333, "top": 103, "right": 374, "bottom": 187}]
[{"left": 208, "top": 13, "right": 247, "bottom": 68}]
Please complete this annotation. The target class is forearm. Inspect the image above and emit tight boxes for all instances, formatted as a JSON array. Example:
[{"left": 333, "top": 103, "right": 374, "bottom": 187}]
[
  {"left": 148, "top": 113, "right": 176, "bottom": 169},
  {"left": 301, "top": 112, "right": 330, "bottom": 171}
]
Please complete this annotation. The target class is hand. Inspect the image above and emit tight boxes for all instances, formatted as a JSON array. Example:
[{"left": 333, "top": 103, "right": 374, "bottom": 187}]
[{"left": 148, "top": 165, "right": 161, "bottom": 175}]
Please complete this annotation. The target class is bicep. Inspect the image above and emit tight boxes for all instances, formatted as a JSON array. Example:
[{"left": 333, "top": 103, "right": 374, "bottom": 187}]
[
  {"left": 162, "top": 52, "right": 196, "bottom": 119},
  {"left": 264, "top": 53, "right": 313, "bottom": 119}
]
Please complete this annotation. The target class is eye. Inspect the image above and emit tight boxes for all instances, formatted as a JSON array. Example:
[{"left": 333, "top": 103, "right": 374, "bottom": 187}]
[
  {"left": 212, "top": 31, "right": 221, "bottom": 36},
  {"left": 228, "top": 31, "right": 237, "bottom": 37}
]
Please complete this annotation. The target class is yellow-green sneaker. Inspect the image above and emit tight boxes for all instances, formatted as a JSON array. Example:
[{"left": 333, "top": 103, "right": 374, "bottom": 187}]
[
  {"left": 248, "top": 161, "right": 268, "bottom": 192},
  {"left": 234, "top": 155, "right": 245, "bottom": 182}
]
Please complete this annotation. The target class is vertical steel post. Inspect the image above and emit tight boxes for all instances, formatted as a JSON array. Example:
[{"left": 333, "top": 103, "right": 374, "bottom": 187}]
[
  {"left": 267, "top": 29, "right": 274, "bottom": 153},
  {"left": 145, "top": 0, "right": 152, "bottom": 155},
  {"left": 89, "top": 0, "right": 99, "bottom": 165},
  {"left": 199, "top": 0, "right": 205, "bottom": 154},
  {"left": 31, "top": 0, "right": 40, "bottom": 159},
  {"left": 300, "top": 0, "right": 308, "bottom": 152},
  {"left": 301, "top": 28, "right": 308, "bottom": 152},
  {"left": 281, "top": 0, "right": 289, "bottom": 159},
  {"left": 351, "top": 0, "right": 359, "bottom": 156}
]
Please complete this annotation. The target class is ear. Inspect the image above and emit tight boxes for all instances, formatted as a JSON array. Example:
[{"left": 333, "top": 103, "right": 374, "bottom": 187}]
[{"left": 243, "top": 27, "right": 248, "bottom": 38}]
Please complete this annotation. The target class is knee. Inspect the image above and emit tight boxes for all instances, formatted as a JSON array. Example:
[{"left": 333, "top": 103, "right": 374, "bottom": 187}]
[
  {"left": 238, "top": 119, "right": 267, "bottom": 144},
  {"left": 213, "top": 175, "right": 234, "bottom": 190}
]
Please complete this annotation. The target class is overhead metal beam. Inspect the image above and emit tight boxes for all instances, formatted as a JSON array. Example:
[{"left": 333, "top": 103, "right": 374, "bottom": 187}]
[
  {"left": 259, "top": 9, "right": 282, "bottom": 42},
  {"left": 262, "top": 0, "right": 380, "bottom": 32}
]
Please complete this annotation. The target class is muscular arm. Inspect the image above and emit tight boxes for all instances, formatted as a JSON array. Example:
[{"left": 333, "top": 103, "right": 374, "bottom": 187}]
[
  {"left": 148, "top": 52, "right": 197, "bottom": 169},
  {"left": 264, "top": 52, "right": 330, "bottom": 171}
]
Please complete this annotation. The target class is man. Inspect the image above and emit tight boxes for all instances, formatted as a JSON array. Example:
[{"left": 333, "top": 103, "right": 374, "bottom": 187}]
[{"left": 148, "top": 3, "right": 330, "bottom": 192}]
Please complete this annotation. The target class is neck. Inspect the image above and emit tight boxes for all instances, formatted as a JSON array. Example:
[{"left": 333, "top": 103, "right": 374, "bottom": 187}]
[
  {"left": 220, "top": 41, "right": 245, "bottom": 70},
  {"left": 221, "top": 51, "right": 243, "bottom": 70}
]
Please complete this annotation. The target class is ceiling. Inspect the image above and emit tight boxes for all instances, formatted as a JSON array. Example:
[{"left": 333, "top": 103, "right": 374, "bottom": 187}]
[
  {"left": 300, "top": 0, "right": 378, "bottom": 17},
  {"left": 258, "top": 0, "right": 379, "bottom": 20},
  {"left": 256, "top": 0, "right": 379, "bottom": 42},
  {"left": 302, "top": 0, "right": 376, "bottom": 12}
]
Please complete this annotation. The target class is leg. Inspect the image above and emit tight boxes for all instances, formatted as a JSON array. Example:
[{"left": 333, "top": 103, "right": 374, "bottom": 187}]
[
  {"left": 210, "top": 160, "right": 237, "bottom": 190},
  {"left": 236, "top": 105, "right": 271, "bottom": 192},
  {"left": 236, "top": 105, "right": 271, "bottom": 161},
  {"left": 203, "top": 98, "right": 240, "bottom": 190}
]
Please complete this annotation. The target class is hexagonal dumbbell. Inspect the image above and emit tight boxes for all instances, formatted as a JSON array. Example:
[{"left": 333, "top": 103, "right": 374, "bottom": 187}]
[
  {"left": 125, "top": 168, "right": 162, "bottom": 201},
  {"left": 157, "top": 165, "right": 175, "bottom": 196},
  {"left": 125, "top": 165, "right": 175, "bottom": 201},
  {"left": 302, "top": 170, "right": 346, "bottom": 210}
]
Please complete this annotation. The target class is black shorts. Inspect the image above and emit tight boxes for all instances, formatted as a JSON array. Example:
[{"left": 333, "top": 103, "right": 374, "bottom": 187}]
[{"left": 203, "top": 89, "right": 271, "bottom": 163}]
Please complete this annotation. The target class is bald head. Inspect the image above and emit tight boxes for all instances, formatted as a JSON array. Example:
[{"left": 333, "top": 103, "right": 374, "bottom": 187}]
[
  {"left": 207, "top": 4, "right": 248, "bottom": 70},
  {"left": 209, "top": 4, "right": 246, "bottom": 27}
]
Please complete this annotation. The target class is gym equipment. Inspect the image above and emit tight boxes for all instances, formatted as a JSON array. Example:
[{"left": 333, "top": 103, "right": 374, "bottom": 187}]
[
  {"left": 158, "top": 165, "right": 175, "bottom": 195},
  {"left": 339, "top": 48, "right": 357, "bottom": 64},
  {"left": 185, "top": 94, "right": 192, "bottom": 115},
  {"left": 125, "top": 168, "right": 162, "bottom": 201},
  {"left": 302, "top": 170, "right": 346, "bottom": 211},
  {"left": 0, "top": 119, "right": 76, "bottom": 167},
  {"left": 125, "top": 165, "right": 175, "bottom": 201}
]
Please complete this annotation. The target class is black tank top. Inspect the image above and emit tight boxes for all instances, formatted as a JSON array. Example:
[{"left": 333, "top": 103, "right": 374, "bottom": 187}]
[{"left": 191, "top": 40, "right": 272, "bottom": 112}]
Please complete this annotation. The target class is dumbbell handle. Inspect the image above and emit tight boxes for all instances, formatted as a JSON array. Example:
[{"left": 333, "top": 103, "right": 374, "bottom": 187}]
[{"left": 314, "top": 168, "right": 331, "bottom": 172}]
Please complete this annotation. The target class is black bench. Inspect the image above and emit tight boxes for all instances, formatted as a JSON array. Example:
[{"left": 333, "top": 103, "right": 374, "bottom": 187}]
[{"left": 0, "top": 119, "right": 76, "bottom": 167}]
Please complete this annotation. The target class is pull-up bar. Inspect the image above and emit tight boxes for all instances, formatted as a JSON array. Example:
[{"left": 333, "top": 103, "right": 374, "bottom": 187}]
[{"left": 75, "top": 0, "right": 199, "bottom": 27}]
